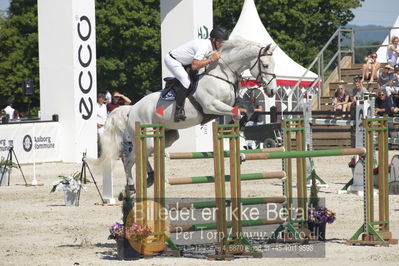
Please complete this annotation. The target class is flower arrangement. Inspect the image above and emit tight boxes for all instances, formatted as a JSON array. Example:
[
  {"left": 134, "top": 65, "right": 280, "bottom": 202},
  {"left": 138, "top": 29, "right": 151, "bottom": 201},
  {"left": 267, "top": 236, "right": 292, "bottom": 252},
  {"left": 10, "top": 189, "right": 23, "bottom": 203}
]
[
  {"left": 0, "top": 156, "right": 17, "bottom": 169},
  {"left": 126, "top": 224, "right": 152, "bottom": 240},
  {"left": 109, "top": 222, "right": 152, "bottom": 241},
  {"left": 308, "top": 208, "right": 336, "bottom": 225},
  {"left": 50, "top": 172, "right": 86, "bottom": 193},
  {"left": 109, "top": 189, "right": 153, "bottom": 242},
  {"left": 308, "top": 169, "right": 336, "bottom": 225},
  {"left": 109, "top": 222, "right": 126, "bottom": 240}
]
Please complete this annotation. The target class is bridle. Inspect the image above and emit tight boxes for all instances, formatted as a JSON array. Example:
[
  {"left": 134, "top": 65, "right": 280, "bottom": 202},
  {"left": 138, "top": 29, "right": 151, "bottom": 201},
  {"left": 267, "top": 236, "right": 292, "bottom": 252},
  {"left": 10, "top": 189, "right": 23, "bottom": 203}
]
[
  {"left": 249, "top": 46, "right": 276, "bottom": 86},
  {"left": 202, "top": 45, "right": 276, "bottom": 104}
]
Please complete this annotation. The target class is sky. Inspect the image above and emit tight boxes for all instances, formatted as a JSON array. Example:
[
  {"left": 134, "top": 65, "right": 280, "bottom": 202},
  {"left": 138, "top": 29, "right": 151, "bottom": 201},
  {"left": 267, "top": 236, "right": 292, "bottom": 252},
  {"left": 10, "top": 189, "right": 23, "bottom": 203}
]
[
  {"left": 0, "top": 0, "right": 398, "bottom": 27},
  {"left": 350, "top": 0, "right": 398, "bottom": 26}
]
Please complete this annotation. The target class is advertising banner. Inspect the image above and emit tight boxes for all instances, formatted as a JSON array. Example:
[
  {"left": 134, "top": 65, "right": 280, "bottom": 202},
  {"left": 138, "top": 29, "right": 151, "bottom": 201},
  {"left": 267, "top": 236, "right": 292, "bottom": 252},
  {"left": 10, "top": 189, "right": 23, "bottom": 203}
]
[{"left": 0, "top": 122, "right": 61, "bottom": 164}]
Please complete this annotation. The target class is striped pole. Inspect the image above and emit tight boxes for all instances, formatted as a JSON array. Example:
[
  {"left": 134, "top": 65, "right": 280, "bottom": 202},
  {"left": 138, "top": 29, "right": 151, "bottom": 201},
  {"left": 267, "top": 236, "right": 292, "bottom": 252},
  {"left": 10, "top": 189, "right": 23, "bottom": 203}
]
[
  {"left": 168, "top": 147, "right": 285, "bottom": 159},
  {"left": 310, "top": 118, "right": 355, "bottom": 126},
  {"left": 167, "top": 171, "right": 285, "bottom": 185},
  {"left": 242, "top": 148, "right": 366, "bottom": 161},
  {"left": 168, "top": 196, "right": 286, "bottom": 210}
]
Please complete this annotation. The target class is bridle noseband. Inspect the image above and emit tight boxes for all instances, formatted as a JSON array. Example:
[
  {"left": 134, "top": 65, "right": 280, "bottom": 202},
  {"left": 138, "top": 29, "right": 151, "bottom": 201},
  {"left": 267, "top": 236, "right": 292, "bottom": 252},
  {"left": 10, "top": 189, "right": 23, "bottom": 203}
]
[{"left": 249, "top": 46, "right": 276, "bottom": 86}]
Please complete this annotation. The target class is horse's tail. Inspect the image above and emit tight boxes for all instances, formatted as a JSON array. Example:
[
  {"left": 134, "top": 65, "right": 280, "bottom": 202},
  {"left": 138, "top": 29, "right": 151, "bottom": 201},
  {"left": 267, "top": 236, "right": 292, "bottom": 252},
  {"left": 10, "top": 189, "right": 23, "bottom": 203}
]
[{"left": 90, "top": 105, "right": 132, "bottom": 170}]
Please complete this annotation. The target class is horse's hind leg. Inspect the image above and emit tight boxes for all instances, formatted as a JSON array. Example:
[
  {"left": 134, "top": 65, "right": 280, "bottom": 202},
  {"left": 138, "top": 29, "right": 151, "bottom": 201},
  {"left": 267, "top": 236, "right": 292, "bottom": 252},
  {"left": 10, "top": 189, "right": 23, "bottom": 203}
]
[{"left": 122, "top": 131, "right": 136, "bottom": 192}]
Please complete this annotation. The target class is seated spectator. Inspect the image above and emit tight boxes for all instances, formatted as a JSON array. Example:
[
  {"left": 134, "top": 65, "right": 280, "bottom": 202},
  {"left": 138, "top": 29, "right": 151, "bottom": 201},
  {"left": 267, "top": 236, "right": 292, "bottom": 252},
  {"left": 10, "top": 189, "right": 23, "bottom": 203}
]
[
  {"left": 360, "top": 52, "right": 381, "bottom": 83},
  {"left": 387, "top": 36, "right": 399, "bottom": 67},
  {"left": 332, "top": 83, "right": 351, "bottom": 117},
  {"left": 106, "top": 91, "right": 132, "bottom": 113},
  {"left": 375, "top": 89, "right": 399, "bottom": 116},
  {"left": 378, "top": 64, "right": 394, "bottom": 90},
  {"left": 351, "top": 80, "right": 368, "bottom": 101}
]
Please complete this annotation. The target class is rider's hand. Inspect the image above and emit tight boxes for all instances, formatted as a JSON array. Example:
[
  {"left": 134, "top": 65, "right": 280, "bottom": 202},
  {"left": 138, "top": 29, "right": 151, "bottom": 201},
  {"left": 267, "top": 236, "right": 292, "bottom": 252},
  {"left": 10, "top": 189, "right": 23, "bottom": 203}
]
[{"left": 210, "top": 52, "right": 221, "bottom": 62}]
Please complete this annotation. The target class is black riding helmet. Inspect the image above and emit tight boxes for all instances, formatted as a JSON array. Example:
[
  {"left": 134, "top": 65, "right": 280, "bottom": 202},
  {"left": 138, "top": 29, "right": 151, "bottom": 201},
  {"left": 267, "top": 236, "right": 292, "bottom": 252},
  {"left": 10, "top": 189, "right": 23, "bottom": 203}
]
[
  {"left": 210, "top": 27, "right": 229, "bottom": 41},
  {"left": 394, "top": 64, "right": 399, "bottom": 72}
]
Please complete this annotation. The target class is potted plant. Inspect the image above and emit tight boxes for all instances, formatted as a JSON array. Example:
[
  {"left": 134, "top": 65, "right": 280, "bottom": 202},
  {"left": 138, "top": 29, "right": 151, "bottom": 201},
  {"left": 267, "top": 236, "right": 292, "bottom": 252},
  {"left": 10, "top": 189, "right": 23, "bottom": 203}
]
[
  {"left": 0, "top": 156, "right": 17, "bottom": 186},
  {"left": 308, "top": 170, "right": 336, "bottom": 241},
  {"left": 108, "top": 188, "right": 151, "bottom": 260},
  {"left": 50, "top": 172, "right": 86, "bottom": 206}
]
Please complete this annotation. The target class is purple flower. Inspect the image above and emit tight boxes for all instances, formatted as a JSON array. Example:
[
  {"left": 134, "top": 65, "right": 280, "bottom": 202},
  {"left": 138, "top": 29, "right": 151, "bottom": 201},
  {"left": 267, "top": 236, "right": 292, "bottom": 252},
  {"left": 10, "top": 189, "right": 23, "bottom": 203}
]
[
  {"left": 308, "top": 208, "right": 336, "bottom": 225},
  {"left": 109, "top": 222, "right": 126, "bottom": 240}
]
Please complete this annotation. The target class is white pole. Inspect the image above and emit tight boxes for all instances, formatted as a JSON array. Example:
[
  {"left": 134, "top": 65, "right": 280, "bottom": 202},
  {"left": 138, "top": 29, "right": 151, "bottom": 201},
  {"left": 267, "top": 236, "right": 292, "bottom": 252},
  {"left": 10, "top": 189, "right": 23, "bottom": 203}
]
[
  {"left": 31, "top": 123, "right": 38, "bottom": 185},
  {"left": 102, "top": 160, "right": 114, "bottom": 203}
]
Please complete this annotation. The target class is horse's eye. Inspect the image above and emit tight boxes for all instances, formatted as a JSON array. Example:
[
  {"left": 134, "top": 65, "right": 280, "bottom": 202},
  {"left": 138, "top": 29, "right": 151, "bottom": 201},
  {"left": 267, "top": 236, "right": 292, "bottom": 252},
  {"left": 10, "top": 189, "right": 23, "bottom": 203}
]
[{"left": 263, "top": 64, "right": 269, "bottom": 68}]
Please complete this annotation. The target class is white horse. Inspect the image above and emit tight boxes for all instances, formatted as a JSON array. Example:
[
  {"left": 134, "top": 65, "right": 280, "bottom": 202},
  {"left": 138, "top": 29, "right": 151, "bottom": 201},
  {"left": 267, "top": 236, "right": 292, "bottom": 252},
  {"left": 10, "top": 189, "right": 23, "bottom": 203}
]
[{"left": 97, "top": 39, "right": 277, "bottom": 191}]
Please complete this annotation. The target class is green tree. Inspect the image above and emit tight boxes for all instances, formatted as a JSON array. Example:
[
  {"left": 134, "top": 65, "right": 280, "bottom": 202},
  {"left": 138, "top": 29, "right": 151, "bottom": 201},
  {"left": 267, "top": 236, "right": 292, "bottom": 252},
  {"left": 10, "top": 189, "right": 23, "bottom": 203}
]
[
  {"left": 0, "top": 0, "right": 364, "bottom": 113},
  {"left": 214, "top": 0, "right": 364, "bottom": 67},
  {"left": 96, "top": 0, "right": 161, "bottom": 102},
  {"left": 0, "top": 0, "right": 39, "bottom": 115}
]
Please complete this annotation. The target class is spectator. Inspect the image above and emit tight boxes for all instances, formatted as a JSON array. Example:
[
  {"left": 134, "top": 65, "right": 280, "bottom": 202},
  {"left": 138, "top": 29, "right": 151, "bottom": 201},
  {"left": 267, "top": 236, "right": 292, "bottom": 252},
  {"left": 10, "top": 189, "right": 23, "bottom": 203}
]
[
  {"left": 387, "top": 36, "right": 399, "bottom": 67},
  {"left": 106, "top": 91, "right": 132, "bottom": 113},
  {"left": 332, "top": 83, "right": 351, "bottom": 117},
  {"left": 3, "top": 99, "right": 18, "bottom": 120},
  {"left": 360, "top": 52, "right": 381, "bottom": 83},
  {"left": 378, "top": 64, "right": 394, "bottom": 90},
  {"left": 351, "top": 80, "right": 368, "bottom": 101},
  {"left": 104, "top": 90, "right": 112, "bottom": 104},
  {"left": 375, "top": 89, "right": 399, "bottom": 116},
  {"left": 375, "top": 89, "right": 399, "bottom": 137},
  {"left": 97, "top": 93, "right": 107, "bottom": 156}
]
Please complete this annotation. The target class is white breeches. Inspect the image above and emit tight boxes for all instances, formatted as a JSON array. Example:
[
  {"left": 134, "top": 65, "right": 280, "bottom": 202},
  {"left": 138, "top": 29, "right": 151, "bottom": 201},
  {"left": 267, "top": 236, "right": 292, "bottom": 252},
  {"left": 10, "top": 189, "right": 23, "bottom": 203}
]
[{"left": 164, "top": 54, "right": 191, "bottom": 89}]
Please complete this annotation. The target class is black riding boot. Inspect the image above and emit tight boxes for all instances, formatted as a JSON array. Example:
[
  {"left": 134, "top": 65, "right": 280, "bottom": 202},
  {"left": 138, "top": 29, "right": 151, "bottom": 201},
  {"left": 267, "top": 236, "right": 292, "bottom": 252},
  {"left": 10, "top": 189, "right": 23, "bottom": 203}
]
[{"left": 174, "top": 83, "right": 187, "bottom": 122}]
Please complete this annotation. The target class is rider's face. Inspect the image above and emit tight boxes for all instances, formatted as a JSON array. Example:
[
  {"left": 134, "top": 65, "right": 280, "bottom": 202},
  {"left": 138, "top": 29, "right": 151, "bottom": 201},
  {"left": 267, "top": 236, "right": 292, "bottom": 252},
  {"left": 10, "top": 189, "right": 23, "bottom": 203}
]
[{"left": 215, "top": 39, "right": 223, "bottom": 50}]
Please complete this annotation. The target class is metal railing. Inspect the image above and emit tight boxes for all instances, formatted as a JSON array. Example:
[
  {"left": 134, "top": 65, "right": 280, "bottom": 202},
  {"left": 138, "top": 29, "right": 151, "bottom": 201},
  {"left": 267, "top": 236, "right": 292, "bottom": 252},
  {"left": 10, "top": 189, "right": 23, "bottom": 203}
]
[{"left": 288, "top": 26, "right": 399, "bottom": 111}]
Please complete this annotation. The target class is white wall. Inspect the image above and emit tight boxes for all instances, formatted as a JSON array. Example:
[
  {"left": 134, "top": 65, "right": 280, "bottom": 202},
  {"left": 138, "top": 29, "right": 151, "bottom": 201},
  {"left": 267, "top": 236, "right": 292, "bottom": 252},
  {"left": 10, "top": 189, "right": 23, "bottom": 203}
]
[
  {"left": 161, "top": 0, "right": 215, "bottom": 152},
  {"left": 38, "top": 0, "right": 97, "bottom": 162}
]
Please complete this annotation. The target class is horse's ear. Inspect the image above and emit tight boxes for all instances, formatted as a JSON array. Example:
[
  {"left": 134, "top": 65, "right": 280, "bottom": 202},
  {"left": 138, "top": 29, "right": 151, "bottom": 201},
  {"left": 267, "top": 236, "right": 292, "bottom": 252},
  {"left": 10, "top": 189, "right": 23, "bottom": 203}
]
[
  {"left": 269, "top": 45, "right": 277, "bottom": 53},
  {"left": 264, "top": 44, "right": 272, "bottom": 55}
]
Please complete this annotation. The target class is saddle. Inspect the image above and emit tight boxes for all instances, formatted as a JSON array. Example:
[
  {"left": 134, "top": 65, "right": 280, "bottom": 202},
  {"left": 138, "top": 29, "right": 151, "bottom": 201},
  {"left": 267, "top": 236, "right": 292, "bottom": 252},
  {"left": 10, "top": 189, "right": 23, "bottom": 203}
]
[
  {"left": 160, "top": 67, "right": 219, "bottom": 124},
  {"left": 161, "top": 66, "right": 199, "bottom": 100}
]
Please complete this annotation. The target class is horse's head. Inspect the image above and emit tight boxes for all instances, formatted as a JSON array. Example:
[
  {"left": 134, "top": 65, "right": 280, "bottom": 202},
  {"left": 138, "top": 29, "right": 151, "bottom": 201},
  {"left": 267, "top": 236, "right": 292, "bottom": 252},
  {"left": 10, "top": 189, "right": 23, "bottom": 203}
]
[{"left": 249, "top": 44, "right": 277, "bottom": 97}]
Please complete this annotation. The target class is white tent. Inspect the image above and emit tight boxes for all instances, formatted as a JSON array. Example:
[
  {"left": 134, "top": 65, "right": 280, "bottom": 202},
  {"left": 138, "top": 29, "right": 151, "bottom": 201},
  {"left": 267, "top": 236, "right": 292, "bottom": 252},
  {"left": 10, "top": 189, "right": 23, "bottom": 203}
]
[
  {"left": 229, "top": 0, "right": 318, "bottom": 87},
  {"left": 376, "top": 16, "right": 399, "bottom": 63}
]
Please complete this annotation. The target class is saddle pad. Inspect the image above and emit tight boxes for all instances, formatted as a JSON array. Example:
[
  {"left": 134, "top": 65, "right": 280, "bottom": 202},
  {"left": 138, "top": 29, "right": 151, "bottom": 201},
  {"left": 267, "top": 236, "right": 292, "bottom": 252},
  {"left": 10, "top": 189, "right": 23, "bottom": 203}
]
[{"left": 160, "top": 87, "right": 176, "bottom": 101}]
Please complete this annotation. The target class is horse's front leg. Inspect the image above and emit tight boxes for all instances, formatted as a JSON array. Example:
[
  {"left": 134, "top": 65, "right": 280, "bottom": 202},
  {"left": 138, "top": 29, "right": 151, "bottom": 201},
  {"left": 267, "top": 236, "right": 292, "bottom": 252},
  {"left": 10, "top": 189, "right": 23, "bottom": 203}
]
[{"left": 202, "top": 99, "right": 240, "bottom": 119}]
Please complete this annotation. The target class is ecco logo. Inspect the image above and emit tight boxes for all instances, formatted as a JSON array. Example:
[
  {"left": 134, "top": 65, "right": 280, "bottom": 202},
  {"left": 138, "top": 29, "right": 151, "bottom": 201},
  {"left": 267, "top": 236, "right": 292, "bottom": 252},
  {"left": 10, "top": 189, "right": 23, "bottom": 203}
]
[
  {"left": 23, "top": 135, "right": 32, "bottom": 152},
  {"left": 77, "top": 15, "right": 93, "bottom": 120}
]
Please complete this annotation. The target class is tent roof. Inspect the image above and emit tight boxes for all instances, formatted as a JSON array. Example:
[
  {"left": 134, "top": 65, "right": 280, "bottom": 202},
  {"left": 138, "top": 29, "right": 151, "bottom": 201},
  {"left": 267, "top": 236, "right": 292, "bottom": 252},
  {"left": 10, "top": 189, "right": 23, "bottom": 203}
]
[
  {"left": 376, "top": 16, "right": 399, "bottom": 63},
  {"left": 229, "top": 0, "right": 318, "bottom": 84}
]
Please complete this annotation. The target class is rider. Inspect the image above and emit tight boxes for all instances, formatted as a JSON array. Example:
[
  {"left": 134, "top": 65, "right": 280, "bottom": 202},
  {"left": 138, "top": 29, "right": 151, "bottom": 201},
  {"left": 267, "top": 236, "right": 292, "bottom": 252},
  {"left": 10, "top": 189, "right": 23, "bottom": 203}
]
[{"left": 164, "top": 26, "right": 229, "bottom": 122}]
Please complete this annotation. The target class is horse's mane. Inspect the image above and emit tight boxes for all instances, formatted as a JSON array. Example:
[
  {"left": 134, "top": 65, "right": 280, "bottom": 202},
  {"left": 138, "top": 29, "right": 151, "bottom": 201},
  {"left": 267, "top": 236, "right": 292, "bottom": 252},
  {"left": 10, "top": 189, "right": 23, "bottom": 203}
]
[{"left": 219, "top": 39, "right": 264, "bottom": 58}]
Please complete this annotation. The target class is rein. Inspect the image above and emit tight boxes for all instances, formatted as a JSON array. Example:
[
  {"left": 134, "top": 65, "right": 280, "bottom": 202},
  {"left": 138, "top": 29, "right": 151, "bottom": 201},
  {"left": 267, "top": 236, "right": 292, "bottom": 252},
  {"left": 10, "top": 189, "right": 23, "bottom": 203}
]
[{"left": 249, "top": 46, "right": 276, "bottom": 86}]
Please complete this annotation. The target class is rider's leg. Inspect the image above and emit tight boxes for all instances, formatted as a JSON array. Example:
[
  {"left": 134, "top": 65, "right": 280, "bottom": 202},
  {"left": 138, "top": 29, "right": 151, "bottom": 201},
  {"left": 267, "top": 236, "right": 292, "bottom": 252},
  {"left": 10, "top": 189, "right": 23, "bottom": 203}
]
[
  {"left": 164, "top": 53, "right": 190, "bottom": 122},
  {"left": 174, "top": 82, "right": 188, "bottom": 122}
]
